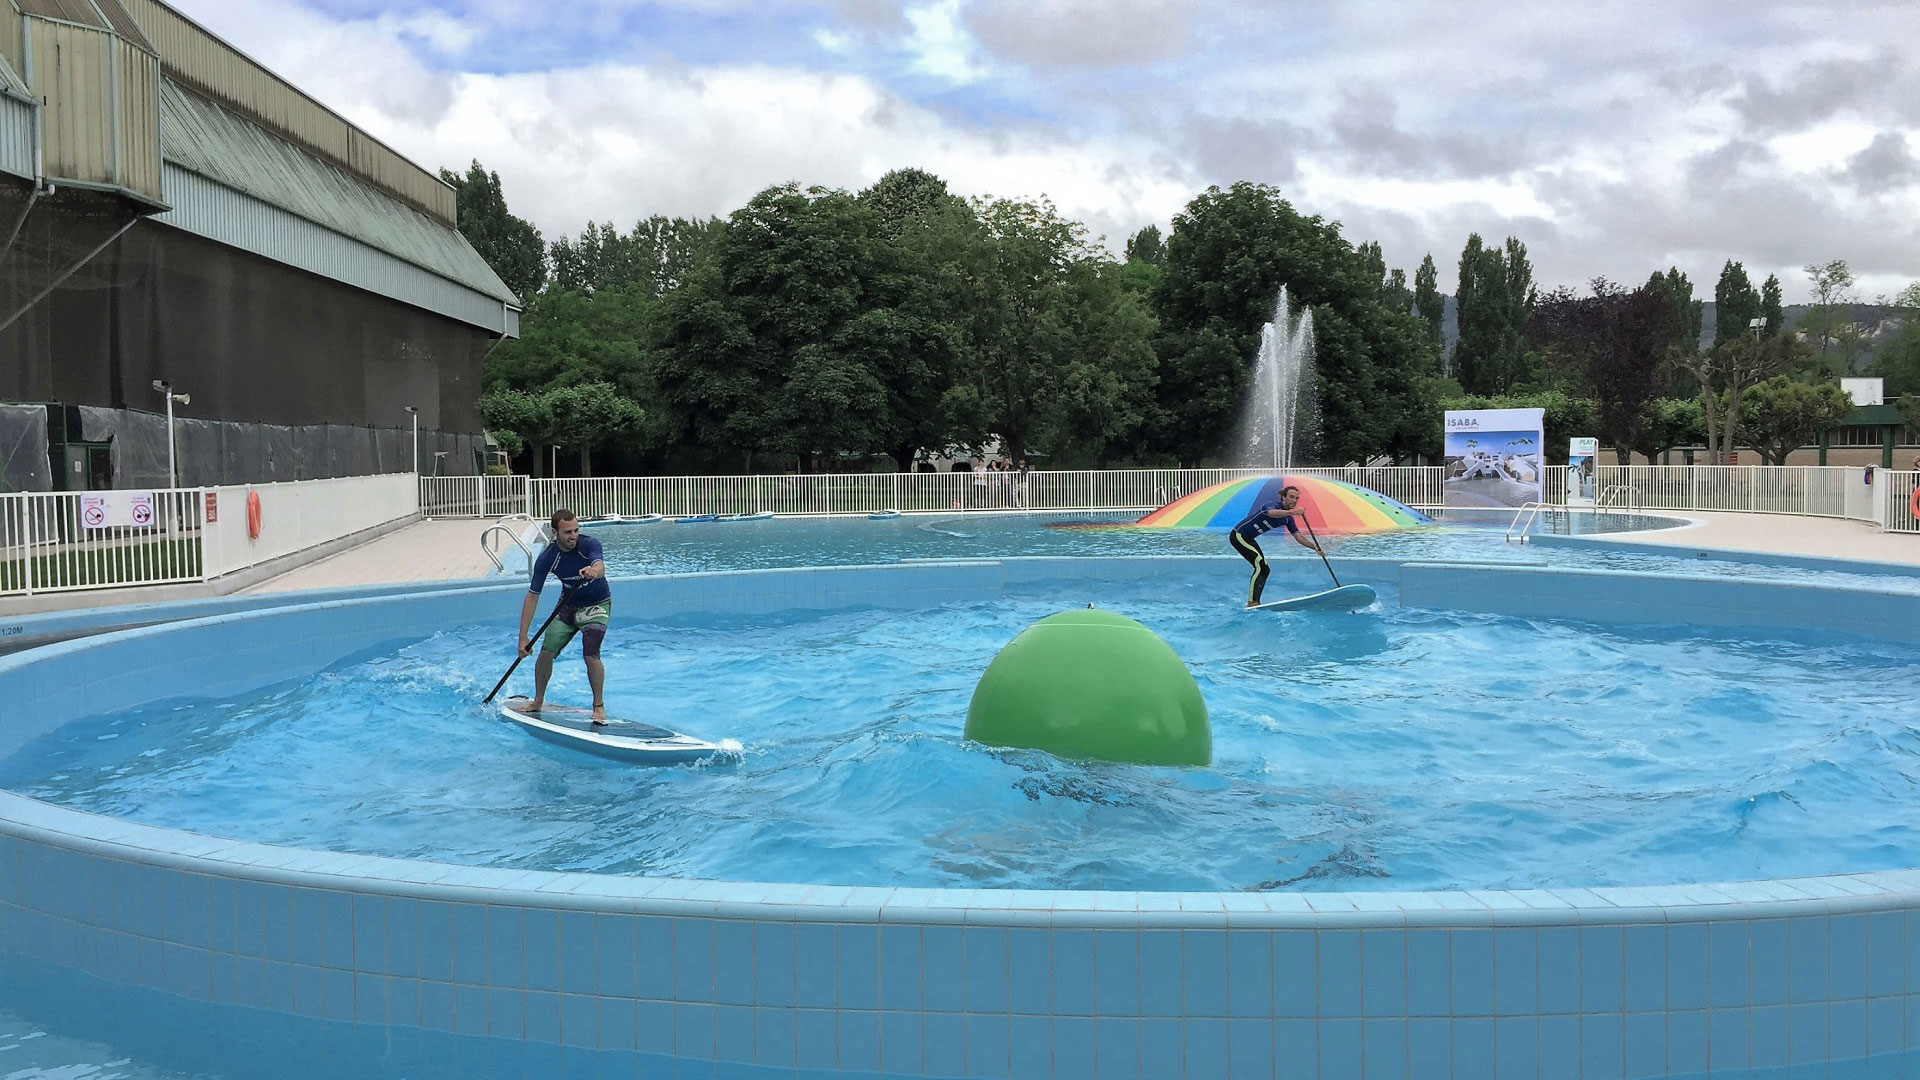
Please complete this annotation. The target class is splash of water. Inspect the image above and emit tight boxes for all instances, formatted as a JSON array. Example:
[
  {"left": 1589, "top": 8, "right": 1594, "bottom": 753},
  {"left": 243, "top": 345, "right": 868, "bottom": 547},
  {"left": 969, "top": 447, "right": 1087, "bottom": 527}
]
[{"left": 1238, "top": 286, "right": 1318, "bottom": 470}]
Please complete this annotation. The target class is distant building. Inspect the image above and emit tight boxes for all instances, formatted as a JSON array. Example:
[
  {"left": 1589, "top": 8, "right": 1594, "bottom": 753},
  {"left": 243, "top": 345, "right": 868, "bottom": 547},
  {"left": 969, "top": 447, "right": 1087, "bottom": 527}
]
[{"left": 0, "top": 0, "right": 519, "bottom": 491}]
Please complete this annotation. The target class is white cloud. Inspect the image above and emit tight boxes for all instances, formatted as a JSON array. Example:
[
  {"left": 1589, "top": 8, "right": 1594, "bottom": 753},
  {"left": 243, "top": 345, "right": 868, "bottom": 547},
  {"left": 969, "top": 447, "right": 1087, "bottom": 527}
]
[{"left": 166, "top": 0, "right": 1920, "bottom": 303}]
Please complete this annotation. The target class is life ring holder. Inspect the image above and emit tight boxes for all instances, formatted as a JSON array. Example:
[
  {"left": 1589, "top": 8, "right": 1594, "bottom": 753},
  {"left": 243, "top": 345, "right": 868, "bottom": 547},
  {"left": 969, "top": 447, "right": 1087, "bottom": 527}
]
[{"left": 246, "top": 490, "right": 263, "bottom": 540}]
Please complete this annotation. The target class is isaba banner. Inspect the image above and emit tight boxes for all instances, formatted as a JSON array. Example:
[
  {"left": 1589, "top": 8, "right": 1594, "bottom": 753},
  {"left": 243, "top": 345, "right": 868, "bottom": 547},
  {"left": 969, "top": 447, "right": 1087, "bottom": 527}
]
[{"left": 1443, "top": 408, "right": 1546, "bottom": 509}]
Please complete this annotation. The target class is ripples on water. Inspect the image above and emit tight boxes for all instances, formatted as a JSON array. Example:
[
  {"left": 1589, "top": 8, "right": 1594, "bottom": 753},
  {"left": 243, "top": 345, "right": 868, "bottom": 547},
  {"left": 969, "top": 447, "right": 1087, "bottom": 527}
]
[{"left": 5, "top": 562, "right": 1916, "bottom": 894}]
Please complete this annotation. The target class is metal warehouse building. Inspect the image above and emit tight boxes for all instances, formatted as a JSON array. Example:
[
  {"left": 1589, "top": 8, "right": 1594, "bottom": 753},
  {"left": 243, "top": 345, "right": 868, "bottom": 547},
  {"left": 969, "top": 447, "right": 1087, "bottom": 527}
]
[{"left": 0, "top": 0, "right": 519, "bottom": 492}]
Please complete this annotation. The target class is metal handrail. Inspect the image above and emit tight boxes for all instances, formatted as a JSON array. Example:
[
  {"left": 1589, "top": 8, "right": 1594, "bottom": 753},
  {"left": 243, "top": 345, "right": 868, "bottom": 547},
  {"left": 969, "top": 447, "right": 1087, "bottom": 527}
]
[
  {"left": 1505, "top": 502, "right": 1549, "bottom": 543},
  {"left": 480, "top": 512, "right": 543, "bottom": 574},
  {"left": 1599, "top": 485, "right": 1634, "bottom": 511}
]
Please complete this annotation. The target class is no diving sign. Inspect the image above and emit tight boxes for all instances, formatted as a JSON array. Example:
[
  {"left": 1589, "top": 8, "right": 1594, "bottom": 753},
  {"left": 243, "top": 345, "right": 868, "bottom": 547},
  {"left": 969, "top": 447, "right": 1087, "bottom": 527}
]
[{"left": 79, "top": 492, "right": 156, "bottom": 529}]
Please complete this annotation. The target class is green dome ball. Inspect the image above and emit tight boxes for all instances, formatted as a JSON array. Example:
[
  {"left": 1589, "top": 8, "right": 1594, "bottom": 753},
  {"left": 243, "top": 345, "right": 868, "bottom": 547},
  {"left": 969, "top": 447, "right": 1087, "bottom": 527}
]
[{"left": 964, "top": 609, "right": 1211, "bottom": 767}]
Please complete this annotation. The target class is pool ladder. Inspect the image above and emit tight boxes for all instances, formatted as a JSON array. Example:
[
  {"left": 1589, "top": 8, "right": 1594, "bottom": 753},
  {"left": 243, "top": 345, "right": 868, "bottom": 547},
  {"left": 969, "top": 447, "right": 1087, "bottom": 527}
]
[
  {"left": 480, "top": 513, "right": 545, "bottom": 573},
  {"left": 1504, "top": 502, "right": 1550, "bottom": 543}
]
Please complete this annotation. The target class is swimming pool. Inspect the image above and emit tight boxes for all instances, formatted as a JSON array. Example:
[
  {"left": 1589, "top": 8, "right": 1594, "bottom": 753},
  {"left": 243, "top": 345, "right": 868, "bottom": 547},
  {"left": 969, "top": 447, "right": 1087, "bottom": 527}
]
[
  {"left": 4, "top": 563, "right": 1914, "bottom": 895},
  {"left": 6, "top": 526, "right": 1920, "bottom": 1080},
  {"left": 579, "top": 510, "right": 1920, "bottom": 597}
]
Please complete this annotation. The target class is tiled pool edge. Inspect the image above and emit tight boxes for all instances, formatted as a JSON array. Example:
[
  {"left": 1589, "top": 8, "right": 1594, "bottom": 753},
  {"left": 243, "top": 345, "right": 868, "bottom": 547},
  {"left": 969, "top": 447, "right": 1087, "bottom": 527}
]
[{"left": 5, "top": 557, "right": 1919, "bottom": 1079}]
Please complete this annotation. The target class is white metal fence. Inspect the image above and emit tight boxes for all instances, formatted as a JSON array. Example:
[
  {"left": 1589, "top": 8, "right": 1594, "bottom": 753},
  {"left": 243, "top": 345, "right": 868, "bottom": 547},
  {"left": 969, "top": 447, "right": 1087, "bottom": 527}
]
[
  {"left": 519, "top": 467, "right": 1452, "bottom": 521},
  {"left": 1, "top": 474, "right": 422, "bottom": 598},
  {"left": 421, "top": 475, "right": 528, "bottom": 518},
  {"left": 0, "top": 489, "right": 205, "bottom": 596},
  {"left": 1593, "top": 465, "right": 1888, "bottom": 522}
]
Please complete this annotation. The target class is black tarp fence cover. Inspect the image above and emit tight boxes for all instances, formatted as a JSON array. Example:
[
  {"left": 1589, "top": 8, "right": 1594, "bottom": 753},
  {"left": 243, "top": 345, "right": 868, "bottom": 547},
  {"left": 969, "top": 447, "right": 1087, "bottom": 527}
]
[{"left": 0, "top": 403, "right": 478, "bottom": 491}]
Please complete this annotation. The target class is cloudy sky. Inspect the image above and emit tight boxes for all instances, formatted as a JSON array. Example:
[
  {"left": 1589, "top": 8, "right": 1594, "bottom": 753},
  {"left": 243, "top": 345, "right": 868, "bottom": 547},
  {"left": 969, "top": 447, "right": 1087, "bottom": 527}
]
[{"left": 173, "top": 0, "right": 1920, "bottom": 302}]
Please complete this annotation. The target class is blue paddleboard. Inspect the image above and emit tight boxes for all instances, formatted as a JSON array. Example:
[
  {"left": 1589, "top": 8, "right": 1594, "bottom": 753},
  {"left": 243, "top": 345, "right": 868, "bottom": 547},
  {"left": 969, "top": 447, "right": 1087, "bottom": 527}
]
[
  {"left": 1251, "top": 584, "right": 1377, "bottom": 613},
  {"left": 501, "top": 697, "right": 738, "bottom": 765}
]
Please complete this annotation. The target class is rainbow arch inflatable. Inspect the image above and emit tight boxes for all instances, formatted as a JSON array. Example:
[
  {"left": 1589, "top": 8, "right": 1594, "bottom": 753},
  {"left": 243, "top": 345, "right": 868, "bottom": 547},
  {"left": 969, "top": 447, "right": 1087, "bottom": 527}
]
[{"left": 1134, "top": 475, "right": 1432, "bottom": 533}]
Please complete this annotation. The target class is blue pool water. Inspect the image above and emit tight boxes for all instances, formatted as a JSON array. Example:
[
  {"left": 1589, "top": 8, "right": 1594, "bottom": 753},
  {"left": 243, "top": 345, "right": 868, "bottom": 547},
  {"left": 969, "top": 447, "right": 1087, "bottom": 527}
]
[
  {"left": 580, "top": 510, "right": 1920, "bottom": 595},
  {"left": 5, "top": 563, "right": 1915, "bottom": 894}
]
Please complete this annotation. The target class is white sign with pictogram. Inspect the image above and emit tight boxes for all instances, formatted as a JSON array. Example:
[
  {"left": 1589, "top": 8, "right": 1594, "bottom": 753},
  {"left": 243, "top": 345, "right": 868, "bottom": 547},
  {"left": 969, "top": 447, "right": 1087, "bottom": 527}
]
[{"left": 78, "top": 491, "right": 157, "bottom": 529}]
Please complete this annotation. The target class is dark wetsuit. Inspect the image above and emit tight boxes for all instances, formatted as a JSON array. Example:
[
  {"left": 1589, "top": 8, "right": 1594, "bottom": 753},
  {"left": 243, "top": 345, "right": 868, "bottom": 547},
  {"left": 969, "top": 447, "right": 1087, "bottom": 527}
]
[
  {"left": 1230, "top": 501, "right": 1299, "bottom": 606},
  {"left": 529, "top": 534, "right": 612, "bottom": 658}
]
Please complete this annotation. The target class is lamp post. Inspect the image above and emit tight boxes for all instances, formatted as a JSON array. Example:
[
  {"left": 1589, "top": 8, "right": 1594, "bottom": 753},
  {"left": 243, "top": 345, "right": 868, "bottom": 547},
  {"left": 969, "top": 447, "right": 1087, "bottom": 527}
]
[
  {"left": 150, "top": 379, "right": 190, "bottom": 488},
  {"left": 403, "top": 406, "right": 420, "bottom": 476}
]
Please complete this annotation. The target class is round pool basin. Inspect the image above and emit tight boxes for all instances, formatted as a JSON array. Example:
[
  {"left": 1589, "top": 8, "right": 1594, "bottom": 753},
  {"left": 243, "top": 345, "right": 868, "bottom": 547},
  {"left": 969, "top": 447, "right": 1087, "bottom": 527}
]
[{"left": 4, "top": 547, "right": 1920, "bottom": 1080}]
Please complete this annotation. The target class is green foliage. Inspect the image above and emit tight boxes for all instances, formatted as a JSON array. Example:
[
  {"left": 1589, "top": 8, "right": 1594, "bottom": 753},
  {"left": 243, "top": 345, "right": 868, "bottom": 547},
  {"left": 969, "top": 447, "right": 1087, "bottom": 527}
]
[
  {"left": 1646, "top": 267, "right": 1703, "bottom": 354},
  {"left": 481, "top": 382, "right": 647, "bottom": 476},
  {"left": 1125, "top": 225, "right": 1165, "bottom": 266},
  {"left": 1631, "top": 398, "right": 1706, "bottom": 462},
  {"left": 1528, "top": 279, "right": 1680, "bottom": 460},
  {"left": 1150, "top": 182, "right": 1434, "bottom": 466},
  {"left": 1760, "top": 274, "right": 1785, "bottom": 337},
  {"left": 548, "top": 216, "right": 721, "bottom": 297},
  {"left": 1712, "top": 260, "right": 1760, "bottom": 349},
  {"left": 1739, "top": 377, "right": 1852, "bottom": 465},
  {"left": 1453, "top": 234, "right": 1533, "bottom": 395},
  {"left": 1412, "top": 253, "right": 1444, "bottom": 353},
  {"left": 1866, "top": 316, "right": 1920, "bottom": 397},
  {"left": 440, "top": 160, "right": 547, "bottom": 301},
  {"left": 943, "top": 196, "right": 1157, "bottom": 465},
  {"left": 1682, "top": 333, "right": 1812, "bottom": 463}
]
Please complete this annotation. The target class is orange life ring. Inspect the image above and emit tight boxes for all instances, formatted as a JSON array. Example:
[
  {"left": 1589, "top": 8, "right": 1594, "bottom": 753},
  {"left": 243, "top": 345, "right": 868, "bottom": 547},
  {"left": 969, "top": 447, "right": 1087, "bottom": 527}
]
[
  {"left": 1910, "top": 483, "right": 1920, "bottom": 523},
  {"left": 246, "top": 490, "right": 262, "bottom": 540}
]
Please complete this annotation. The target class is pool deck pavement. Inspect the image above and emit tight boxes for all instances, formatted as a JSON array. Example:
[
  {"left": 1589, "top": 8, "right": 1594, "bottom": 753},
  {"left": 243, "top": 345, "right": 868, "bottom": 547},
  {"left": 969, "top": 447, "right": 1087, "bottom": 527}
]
[{"left": 241, "top": 518, "right": 506, "bottom": 594}]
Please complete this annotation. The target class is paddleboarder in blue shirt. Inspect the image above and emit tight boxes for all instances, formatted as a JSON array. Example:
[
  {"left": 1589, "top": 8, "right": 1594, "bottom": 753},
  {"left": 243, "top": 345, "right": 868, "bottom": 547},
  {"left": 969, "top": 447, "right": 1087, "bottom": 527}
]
[
  {"left": 517, "top": 509, "right": 613, "bottom": 722},
  {"left": 1229, "top": 485, "right": 1323, "bottom": 608}
]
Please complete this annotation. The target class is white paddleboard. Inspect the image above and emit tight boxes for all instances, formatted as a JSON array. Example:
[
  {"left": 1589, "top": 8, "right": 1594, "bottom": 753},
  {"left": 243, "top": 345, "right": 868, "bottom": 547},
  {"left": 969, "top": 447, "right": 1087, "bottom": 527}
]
[
  {"left": 501, "top": 697, "right": 738, "bottom": 765},
  {"left": 1250, "top": 584, "right": 1378, "bottom": 613}
]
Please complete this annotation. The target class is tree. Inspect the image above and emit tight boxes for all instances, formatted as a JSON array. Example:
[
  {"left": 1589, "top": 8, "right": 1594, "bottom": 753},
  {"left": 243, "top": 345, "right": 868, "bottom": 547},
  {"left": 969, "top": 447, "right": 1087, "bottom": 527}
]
[
  {"left": 943, "top": 196, "right": 1156, "bottom": 465},
  {"left": 1124, "top": 225, "right": 1164, "bottom": 266},
  {"left": 1646, "top": 267, "right": 1703, "bottom": 355},
  {"left": 1413, "top": 253, "right": 1444, "bottom": 355},
  {"left": 1711, "top": 260, "right": 1760, "bottom": 349},
  {"left": 479, "top": 388, "right": 553, "bottom": 475},
  {"left": 1801, "top": 259, "right": 1857, "bottom": 369},
  {"left": 858, "top": 168, "right": 955, "bottom": 238},
  {"left": 545, "top": 382, "right": 648, "bottom": 476},
  {"left": 653, "top": 183, "right": 897, "bottom": 471},
  {"left": 1759, "top": 274, "right": 1785, "bottom": 337},
  {"left": 1682, "top": 333, "right": 1810, "bottom": 464},
  {"left": 548, "top": 216, "right": 722, "bottom": 297},
  {"left": 1150, "top": 182, "right": 1434, "bottom": 466},
  {"left": 440, "top": 160, "right": 546, "bottom": 300},
  {"left": 1453, "top": 234, "right": 1532, "bottom": 395},
  {"left": 480, "top": 383, "right": 646, "bottom": 476},
  {"left": 1527, "top": 279, "right": 1680, "bottom": 463},
  {"left": 1629, "top": 398, "right": 1707, "bottom": 464},
  {"left": 1739, "top": 377, "right": 1852, "bottom": 465}
]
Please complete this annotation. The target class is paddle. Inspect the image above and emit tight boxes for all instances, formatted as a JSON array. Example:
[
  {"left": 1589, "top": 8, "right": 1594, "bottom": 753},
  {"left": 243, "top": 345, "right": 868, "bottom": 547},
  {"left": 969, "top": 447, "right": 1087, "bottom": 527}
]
[
  {"left": 484, "top": 576, "right": 583, "bottom": 704},
  {"left": 1299, "top": 514, "right": 1340, "bottom": 587}
]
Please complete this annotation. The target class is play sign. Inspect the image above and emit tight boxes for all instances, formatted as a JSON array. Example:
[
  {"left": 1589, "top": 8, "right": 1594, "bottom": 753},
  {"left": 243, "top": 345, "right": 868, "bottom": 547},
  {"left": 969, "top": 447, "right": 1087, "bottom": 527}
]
[{"left": 78, "top": 492, "right": 156, "bottom": 529}]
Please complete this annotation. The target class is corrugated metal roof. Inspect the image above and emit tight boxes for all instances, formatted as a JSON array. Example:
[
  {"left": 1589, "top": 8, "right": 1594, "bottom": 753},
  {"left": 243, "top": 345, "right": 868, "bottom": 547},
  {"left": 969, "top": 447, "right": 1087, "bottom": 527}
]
[
  {"left": 158, "top": 78, "right": 519, "bottom": 307},
  {"left": 156, "top": 163, "right": 515, "bottom": 335}
]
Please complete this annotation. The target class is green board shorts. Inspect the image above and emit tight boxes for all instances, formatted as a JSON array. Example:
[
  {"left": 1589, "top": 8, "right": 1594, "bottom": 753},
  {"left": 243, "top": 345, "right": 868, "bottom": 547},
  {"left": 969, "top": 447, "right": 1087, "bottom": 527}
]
[{"left": 541, "top": 599, "right": 612, "bottom": 657}]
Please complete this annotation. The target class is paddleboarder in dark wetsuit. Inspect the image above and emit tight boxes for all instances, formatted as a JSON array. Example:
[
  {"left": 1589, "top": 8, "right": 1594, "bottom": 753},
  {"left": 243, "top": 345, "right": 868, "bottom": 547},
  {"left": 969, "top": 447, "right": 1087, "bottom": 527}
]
[
  {"left": 1229, "top": 485, "right": 1323, "bottom": 608},
  {"left": 517, "top": 509, "right": 613, "bottom": 722}
]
